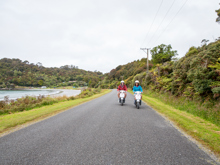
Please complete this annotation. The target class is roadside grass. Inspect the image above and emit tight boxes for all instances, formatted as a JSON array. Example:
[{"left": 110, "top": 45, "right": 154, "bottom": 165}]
[
  {"left": 128, "top": 89, "right": 220, "bottom": 158},
  {"left": 0, "top": 89, "right": 111, "bottom": 134},
  {"left": 143, "top": 89, "right": 220, "bottom": 127}
]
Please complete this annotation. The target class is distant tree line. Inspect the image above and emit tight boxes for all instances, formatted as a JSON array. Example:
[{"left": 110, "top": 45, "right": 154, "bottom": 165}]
[{"left": 0, "top": 58, "right": 103, "bottom": 88}]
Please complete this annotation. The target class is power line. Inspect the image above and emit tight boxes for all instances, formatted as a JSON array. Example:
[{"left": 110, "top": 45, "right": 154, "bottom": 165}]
[
  {"left": 147, "top": 0, "right": 176, "bottom": 46},
  {"left": 151, "top": 0, "right": 189, "bottom": 47},
  {"left": 140, "top": 0, "right": 163, "bottom": 47}
]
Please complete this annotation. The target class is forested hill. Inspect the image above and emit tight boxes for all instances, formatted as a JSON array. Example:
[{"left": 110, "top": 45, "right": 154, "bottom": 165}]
[
  {"left": 101, "top": 58, "right": 153, "bottom": 89},
  {"left": 0, "top": 58, "right": 103, "bottom": 88},
  {"left": 102, "top": 40, "right": 220, "bottom": 101}
]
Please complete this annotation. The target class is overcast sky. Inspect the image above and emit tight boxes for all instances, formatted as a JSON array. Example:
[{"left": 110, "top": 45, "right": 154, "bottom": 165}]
[{"left": 0, "top": 0, "right": 220, "bottom": 73}]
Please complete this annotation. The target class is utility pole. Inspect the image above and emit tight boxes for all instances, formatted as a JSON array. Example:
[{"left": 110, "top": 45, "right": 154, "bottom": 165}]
[{"left": 140, "top": 48, "right": 150, "bottom": 73}]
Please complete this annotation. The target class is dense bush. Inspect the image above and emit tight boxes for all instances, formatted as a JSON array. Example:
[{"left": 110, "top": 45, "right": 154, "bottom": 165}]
[{"left": 142, "top": 40, "right": 220, "bottom": 101}]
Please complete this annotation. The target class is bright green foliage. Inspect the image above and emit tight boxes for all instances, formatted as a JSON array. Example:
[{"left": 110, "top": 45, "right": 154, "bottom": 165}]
[
  {"left": 151, "top": 44, "right": 177, "bottom": 64},
  {"left": 209, "top": 58, "right": 220, "bottom": 70},
  {"left": 38, "top": 80, "right": 44, "bottom": 86},
  {"left": 186, "top": 46, "right": 198, "bottom": 57},
  {"left": 0, "top": 58, "right": 103, "bottom": 88},
  {"left": 212, "top": 87, "right": 220, "bottom": 94}
]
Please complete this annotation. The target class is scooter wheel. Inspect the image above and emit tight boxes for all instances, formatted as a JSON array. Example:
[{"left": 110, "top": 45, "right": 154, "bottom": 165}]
[{"left": 137, "top": 103, "right": 140, "bottom": 109}]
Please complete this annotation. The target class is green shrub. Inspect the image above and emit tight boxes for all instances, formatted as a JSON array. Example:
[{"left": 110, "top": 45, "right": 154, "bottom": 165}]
[
  {"left": 186, "top": 46, "right": 198, "bottom": 57},
  {"left": 193, "top": 79, "right": 212, "bottom": 94},
  {"left": 212, "top": 87, "right": 220, "bottom": 94}
]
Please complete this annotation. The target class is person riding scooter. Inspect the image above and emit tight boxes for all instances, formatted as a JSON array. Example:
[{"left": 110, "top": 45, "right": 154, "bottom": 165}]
[
  {"left": 133, "top": 80, "right": 143, "bottom": 105},
  {"left": 117, "top": 80, "right": 127, "bottom": 102}
]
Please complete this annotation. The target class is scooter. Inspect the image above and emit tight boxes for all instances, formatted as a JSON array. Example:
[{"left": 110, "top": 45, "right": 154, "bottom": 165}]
[
  {"left": 119, "top": 90, "right": 126, "bottom": 106},
  {"left": 134, "top": 91, "right": 142, "bottom": 109}
]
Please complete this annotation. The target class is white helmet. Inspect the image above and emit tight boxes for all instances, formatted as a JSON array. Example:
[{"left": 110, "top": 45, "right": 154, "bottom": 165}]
[
  {"left": 135, "top": 80, "right": 139, "bottom": 83},
  {"left": 121, "top": 80, "right": 125, "bottom": 83}
]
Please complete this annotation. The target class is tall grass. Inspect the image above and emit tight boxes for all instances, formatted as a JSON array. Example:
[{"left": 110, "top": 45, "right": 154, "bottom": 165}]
[
  {"left": 0, "top": 88, "right": 101, "bottom": 115},
  {"left": 143, "top": 89, "right": 220, "bottom": 126}
]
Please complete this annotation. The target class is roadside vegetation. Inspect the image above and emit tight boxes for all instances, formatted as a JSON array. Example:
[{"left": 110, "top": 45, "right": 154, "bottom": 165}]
[
  {"left": 0, "top": 88, "right": 102, "bottom": 115},
  {"left": 143, "top": 89, "right": 220, "bottom": 126},
  {"left": 0, "top": 88, "right": 110, "bottom": 134}
]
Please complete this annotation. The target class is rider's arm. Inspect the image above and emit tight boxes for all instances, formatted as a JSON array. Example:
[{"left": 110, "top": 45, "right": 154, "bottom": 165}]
[
  {"left": 140, "top": 86, "right": 143, "bottom": 93},
  {"left": 125, "top": 85, "right": 128, "bottom": 91}
]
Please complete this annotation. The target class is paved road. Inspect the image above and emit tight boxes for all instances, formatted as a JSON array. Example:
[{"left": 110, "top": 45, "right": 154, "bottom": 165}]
[{"left": 0, "top": 90, "right": 218, "bottom": 165}]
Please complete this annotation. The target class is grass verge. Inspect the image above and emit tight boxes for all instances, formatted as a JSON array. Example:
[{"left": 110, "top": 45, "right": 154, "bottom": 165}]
[
  {"left": 0, "top": 89, "right": 111, "bottom": 135},
  {"left": 128, "top": 90, "right": 220, "bottom": 159},
  {"left": 144, "top": 89, "right": 220, "bottom": 126}
]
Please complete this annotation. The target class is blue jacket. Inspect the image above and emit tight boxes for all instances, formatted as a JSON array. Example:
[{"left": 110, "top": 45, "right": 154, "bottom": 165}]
[{"left": 133, "top": 85, "right": 143, "bottom": 93}]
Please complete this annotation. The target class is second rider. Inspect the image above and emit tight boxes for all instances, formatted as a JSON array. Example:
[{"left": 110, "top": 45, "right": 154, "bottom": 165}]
[{"left": 117, "top": 80, "right": 127, "bottom": 102}]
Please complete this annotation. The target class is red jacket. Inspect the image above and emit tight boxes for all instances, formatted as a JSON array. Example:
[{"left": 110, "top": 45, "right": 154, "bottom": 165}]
[{"left": 117, "top": 84, "right": 127, "bottom": 91}]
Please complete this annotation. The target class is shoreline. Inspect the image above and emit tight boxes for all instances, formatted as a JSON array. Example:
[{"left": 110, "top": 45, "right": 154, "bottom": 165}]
[
  {"left": 0, "top": 88, "right": 27, "bottom": 91},
  {"left": 0, "top": 89, "right": 81, "bottom": 101}
]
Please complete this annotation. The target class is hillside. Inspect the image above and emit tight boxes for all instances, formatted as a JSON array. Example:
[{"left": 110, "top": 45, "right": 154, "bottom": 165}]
[
  {"left": 0, "top": 58, "right": 103, "bottom": 88},
  {"left": 101, "top": 58, "right": 153, "bottom": 89},
  {"left": 103, "top": 40, "right": 220, "bottom": 102}
]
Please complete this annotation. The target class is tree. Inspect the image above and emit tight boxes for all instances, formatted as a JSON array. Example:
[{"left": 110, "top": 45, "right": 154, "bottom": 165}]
[
  {"left": 201, "top": 39, "right": 209, "bottom": 46},
  {"left": 23, "top": 60, "right": 29, "bottom": 64},
  {"left": 38, "top": 80, "right": 44, "bottom": 86},
  {"left": 36, "top": 62, "right": 43, "bottom": 70},
  {"left": 151, "top": 44, "right": 177, "bottom": 64},
  {"left": 216, "top": 7, "right": 220, "bottom": 23},
  {"left": 88, "top": 80, "right": 92, "bottom": 87}
]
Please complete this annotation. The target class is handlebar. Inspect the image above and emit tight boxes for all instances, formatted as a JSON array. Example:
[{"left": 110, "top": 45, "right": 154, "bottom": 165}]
[
  {"left": 119, "top": 90, "right": 126, "bottom": 92},
  {"left": 134, "top": 91, "right": 142, "bottom": 94}
]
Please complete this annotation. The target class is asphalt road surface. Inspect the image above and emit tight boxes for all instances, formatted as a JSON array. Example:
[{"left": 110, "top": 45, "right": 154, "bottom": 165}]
[{"left": 0, "top": 90, "right": 218, "bottom": 165}]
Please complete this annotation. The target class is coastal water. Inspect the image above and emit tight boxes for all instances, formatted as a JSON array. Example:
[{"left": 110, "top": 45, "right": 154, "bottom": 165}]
[{"left": 0, "top": 90, "right": 60, "bottom": 101}]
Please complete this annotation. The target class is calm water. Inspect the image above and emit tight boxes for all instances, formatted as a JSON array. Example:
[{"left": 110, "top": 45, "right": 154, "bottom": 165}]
[{"left": 0, "top": 90, "right": 60, "bottom": 101}]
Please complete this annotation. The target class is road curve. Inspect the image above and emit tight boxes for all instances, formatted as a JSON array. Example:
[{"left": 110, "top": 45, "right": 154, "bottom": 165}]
[{"left": 0, "top": 90, "right": 218, "bottom": 165}]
